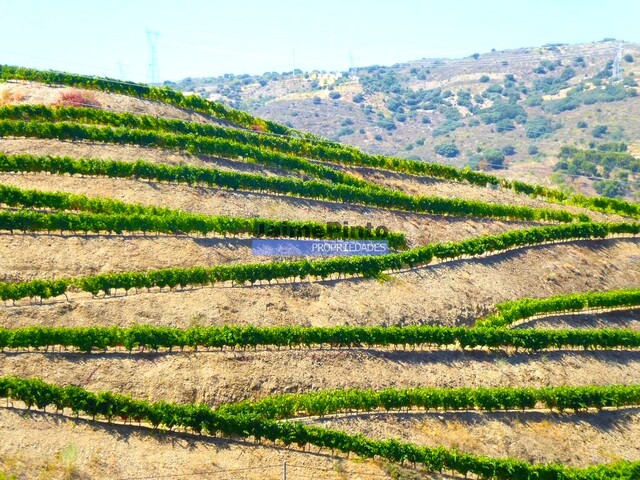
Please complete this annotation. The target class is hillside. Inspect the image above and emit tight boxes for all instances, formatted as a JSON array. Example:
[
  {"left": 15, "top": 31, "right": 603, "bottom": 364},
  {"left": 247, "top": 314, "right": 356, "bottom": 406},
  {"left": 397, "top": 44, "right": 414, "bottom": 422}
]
[
  {"left": 0, "top": 66, "right": 639, "bottom": 480},
  {"left": 169, "top": 39, "right": 640, "bottom": 202}
]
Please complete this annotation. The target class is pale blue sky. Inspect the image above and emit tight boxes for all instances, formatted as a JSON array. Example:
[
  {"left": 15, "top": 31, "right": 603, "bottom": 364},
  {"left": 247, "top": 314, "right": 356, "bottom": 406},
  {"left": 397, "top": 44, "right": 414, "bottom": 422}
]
[{"left": 1, "top": 0, "right": 638, "bottom": 82}]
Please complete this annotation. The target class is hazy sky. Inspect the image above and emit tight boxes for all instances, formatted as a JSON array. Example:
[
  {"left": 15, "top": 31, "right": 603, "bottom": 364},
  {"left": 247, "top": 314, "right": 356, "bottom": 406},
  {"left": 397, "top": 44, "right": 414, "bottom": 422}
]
[{"left": 1, "top": 0, "right": 639, "bottom": 82}]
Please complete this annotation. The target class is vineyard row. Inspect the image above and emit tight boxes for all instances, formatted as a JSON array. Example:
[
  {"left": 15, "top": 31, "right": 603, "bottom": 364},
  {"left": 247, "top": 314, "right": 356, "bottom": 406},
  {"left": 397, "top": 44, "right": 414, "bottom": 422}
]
[
  {"left": 0, "top": 71, "right": 636, "bottom": 217},
  {"left": 0, "top": 119, "right": 373, "bottom": 190},
  {"left": 2, "top": 324, "right": 640, "bottom": 353},
  {"left": 0, "top": 209, "right": 405, "bottom": 247},
  {"left": 1, "top": 221, "right": 637, "bottom": 302},
  {"left": 0, "top": 151, "right": 582, "bottom": 223},
  {"left": 1, "top": 377, "right": 638, "bottom": 480},
  {"left": 0, "top": 65, "right": 294, "bottom": 135},
  {"left": 478, "top": 289, "right": 640, "bottom": 328}
]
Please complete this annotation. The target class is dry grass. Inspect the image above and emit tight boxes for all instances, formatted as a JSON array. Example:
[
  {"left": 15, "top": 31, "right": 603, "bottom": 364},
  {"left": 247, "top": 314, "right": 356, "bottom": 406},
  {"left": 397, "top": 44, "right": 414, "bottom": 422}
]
[
  {"left": 0, "top": 80, "right": 233, "bottom": 127},
  {"left": 0, "top": 409, "right": 387, "bottom": 480},
  {"left": 55, "top": 90, "right": 100, "bottom": 109},
  {"left": 0, "top": 89, "right": 26, "bottom": 105},
  {"left": 310, "top": 408, "right": 640, "bottom": 468}
]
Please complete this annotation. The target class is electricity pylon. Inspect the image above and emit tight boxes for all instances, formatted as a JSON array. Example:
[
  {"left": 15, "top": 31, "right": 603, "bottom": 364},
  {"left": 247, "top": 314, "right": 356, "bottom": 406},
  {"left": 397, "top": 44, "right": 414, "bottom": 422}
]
[{"left": 146, "top": 28, "right": 160, "bottom": 84}]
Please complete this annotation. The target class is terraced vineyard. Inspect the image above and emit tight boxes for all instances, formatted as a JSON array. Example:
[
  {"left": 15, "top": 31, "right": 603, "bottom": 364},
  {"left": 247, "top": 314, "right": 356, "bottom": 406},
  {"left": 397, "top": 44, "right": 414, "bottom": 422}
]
[{"left": 1, "top": 67, "right": 640, "bottom": 479}]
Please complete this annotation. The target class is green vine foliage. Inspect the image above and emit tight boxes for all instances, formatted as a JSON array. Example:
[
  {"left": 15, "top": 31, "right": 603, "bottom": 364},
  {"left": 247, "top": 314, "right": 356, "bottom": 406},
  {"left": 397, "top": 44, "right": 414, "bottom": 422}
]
[
  {"left": 0, "top": 77, "right": 636, "bottom": 217},
  {"left": 0, "top": 118, "right": 370, "bottom": 189},
  {"left": 1, "top": 324, "right": 640, "bottom": 353},
  {"left": 1, "top": 377, "right": 639, "bottom": 479},
  {"left": 0, "top": 210, "right": 405, "bottom": 248},
  {"left": 1, "top": 222, "right": 637, "bottom": 302},
  {"left": 0, "top": 150, "right": 583, "bottom": 223},
  {"left": 477, "top": 289, "right": 640, "bottom": 328},
  {"left": 0, "top": 65, "right": 294, "bottom": 135}
]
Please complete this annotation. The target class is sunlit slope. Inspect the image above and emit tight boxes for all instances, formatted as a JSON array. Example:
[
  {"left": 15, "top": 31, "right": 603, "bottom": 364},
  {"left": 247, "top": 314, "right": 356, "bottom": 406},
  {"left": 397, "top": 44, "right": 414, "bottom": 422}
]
[{"left": 0, "top": 67, "right": 639, "bottom": 480}]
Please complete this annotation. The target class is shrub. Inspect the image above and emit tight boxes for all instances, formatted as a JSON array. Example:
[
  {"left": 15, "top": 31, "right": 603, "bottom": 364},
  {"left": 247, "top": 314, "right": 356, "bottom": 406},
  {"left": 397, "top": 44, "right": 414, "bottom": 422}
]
[
  {"left": 479, "top": 102, "right": 526, "bottom": 124},
  {"left": 528, "top": 145, "right": 539, "bottom": 155},
  {"left": 502, "top": 145, "right": 516, "bottom": 156},
  {"left": 337, "top": 127, "right": 355, "bottom": 137},
  {"left": 495, "top": 119, "right": 514, "bottom": 133},
  {"left": 592, "top": 125, "right": 608, "bottom": 138},
  {"left": 328, "top": 91, "right": 341, "bottom": 100},
  {"left": 352, "top": 93, "right": 365, "bottom": 103},
  {"left": 479, "top": 75, "right": 490, "bottom": 83},
  {"left": 374, "top": 134, "right": 383, "bottom": 141},
  {"left": 573, "top": 56, "right": 586, "bottom": 67},
  {"left": 56, "top": 90, "right": 100, "bottom": 108},
  {"left": 577, "top": 121, "right": 588, "bottom": 128},
  {"left": 484, "top": 84, "right": 503, "bottom": 95},
  {"left": 376, "top": 118, "right": 396, "bottom": 131},
  {"left": 434, "top": 142, "right": 460, "bottom": 158},
  {"left": 624, "top": 54, "right": 634, "bottom": 63},
  {"left": 540, "top": 60, "right": 556, "bottom": 71},
  {"left": 312, "top": 96, "right": 322, "bottom": 105},
  {"left": 525, "top": 95, "right": 543, "bottom": 107},
  {"left": 525, "top": 115, "right": 559, "bottom": 138},
  {"left": 432, "top": 120, "right": 464, "bottom": 137}
]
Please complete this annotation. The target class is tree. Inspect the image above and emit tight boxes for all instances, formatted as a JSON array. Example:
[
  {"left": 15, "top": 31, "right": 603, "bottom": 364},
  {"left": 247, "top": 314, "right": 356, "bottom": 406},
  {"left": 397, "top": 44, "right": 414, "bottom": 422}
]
[
  {"left": 434, "top": 143, "right": 460, "bottom": 158},
  {"left": 328, "top": 91, "right": 341, "bottom": 100},
  {"left": 594, "top": 179, "right": 625, "bottom": 198},
  {"left": 483, "top": 148, "right": 505, "bottom": 169},
  {"left": 577, "top": 121, "right": 588, "bottom": 129},
  {"left": 352, "top": 93, "right": 364, "bottom": 103},
  {"left": 479, "top": 75, "right": 490, "bottom": 83},
  {"left": 624, "top": 54, "right": 634, "bottom": 63}
]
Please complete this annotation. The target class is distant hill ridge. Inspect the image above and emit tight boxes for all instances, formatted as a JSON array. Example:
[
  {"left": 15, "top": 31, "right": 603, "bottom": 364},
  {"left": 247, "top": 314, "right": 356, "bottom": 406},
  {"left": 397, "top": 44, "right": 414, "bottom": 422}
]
[{"left": 168, "top": 39, "right": 640, "bottom": 201}]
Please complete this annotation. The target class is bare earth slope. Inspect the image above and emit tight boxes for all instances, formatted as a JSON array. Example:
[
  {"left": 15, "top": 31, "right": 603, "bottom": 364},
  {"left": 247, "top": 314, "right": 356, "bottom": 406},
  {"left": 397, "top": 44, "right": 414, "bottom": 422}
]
[{"left": 1, "top": 79, "right": 639, "bottom": 479}]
